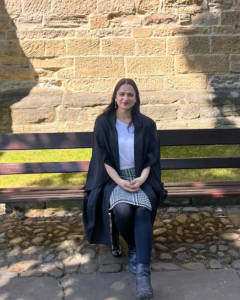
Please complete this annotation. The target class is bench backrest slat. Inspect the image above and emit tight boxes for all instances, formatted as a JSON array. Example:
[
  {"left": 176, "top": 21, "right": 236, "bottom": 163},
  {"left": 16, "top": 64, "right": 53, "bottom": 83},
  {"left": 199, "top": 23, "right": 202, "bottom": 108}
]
[
  {"left": 1, "top": 157, "right": 240, "bottom": 175},
  {"left": 1, "top": 128, "right": 240, "bottom": 150}
]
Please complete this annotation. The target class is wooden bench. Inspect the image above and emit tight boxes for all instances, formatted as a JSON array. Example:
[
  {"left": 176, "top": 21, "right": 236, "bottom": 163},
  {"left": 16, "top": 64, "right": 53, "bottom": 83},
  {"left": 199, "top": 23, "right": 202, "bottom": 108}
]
[{"left": 1, "top": 128, "right": 240, "bottom": 255}]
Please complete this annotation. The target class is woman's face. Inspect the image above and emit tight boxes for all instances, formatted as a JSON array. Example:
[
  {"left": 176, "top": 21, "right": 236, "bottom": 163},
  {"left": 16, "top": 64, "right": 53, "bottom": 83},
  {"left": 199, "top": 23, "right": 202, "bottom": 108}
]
[{"left": 115, "top": 84, "right": 136, "bottom": 112}]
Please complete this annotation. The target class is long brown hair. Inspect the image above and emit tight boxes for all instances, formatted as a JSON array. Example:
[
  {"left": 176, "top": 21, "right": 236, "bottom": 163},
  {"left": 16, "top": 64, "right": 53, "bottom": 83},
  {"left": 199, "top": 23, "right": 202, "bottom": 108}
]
[{"left": 103, "top": 78, "right": 141, "bottom": 128}]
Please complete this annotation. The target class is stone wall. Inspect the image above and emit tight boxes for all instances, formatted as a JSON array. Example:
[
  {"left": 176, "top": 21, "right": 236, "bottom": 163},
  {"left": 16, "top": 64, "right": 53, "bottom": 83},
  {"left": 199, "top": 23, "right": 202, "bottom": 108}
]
[{"left": 1, "top": 0, "right": 240, "bottom": 132}]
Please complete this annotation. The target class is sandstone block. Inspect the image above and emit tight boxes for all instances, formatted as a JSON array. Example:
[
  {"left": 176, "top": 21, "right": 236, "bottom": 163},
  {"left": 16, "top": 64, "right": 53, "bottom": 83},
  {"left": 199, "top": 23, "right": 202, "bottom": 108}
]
[
  {"left": 63, "top": 92, "right": 111, "bottom": 108},
  {"left": 148, "top": 91, "right": 185, "bottom": 104},
  {"left": 90, "top": 15, "right": 109, "bottom": 29},
  {"left": 101, "top": 38, "right": 134, "bottom": 55},
  {"left": 31, "top": 58, "right": 74, "bottom": 69},
  {"left": 168, "top": 37, "right": 210, "bottom": 55},
  {"left": 221, "top": 11, "right": 240, "bottom": 25},
  {"left": 200, "top": 106, "right": 232, "bottom": 118},
  {"left": 45, "top": 40, "right": 66, "bottom": 57},
  {"left": 67, "top": 39, "right": 100, "bottom": 55},
  {"left": 0, "top": 66, "right": 31, "bottom": 81},
  {"left": 176, "top": 55, "right": 229, "bottom": 74},
  {"left": 192, "top": 12, "right": 219, "bottom": 26},
  {"left": 1, "top": 87, "right": 63, "bottom": 109},
  {"left": 179, "top": 14, "right": 191, "bottom": 26},
  {"left": 133, "top": 28, "right": 152, "bottom": 38},
  {"left": 13, "top": 15, "right": 43, "bottom": 32},
  {"left": 126, "top": 57, "right": 174, "bottom": 77},
  {"left": 17, "top": 29, "right": 75, "bottom": 40},
  {"left": 140, "top": 105, "right": 178, "bottom": 121},
  {"left": 22, "top": 0, "right": 51, "bottom": 14},
  {"left": 87, "top": 106, "right": 108, "bottom": 121},
  {"left": 0, "top": 109, "right": 11, "bottom": 126},
  {"left": 76, "top": 28, "right": 132, "bottom": 38},
  {"left": 43, "top": 16, "right": 87, "bottom": 28},
  {"left": 20, "top": 40, "right": 45, "bottom": 58},
  {"left": 144, "top": 13, "right": 177, "bottom": 25},
  {"left": 111, "top": 15, "right": 142, "bottom": 28},
  {"left": 154, "top": 26, "right": 210, "bottom": 37},
  {"left": 75, "top": 57, "right": 124, "bottom": 78},
  {"left": 135, "top": 0, "right": 159, "bottom": 13},
  {"left": 231, "top": 62, "right": 240, "bottom": 73},
  {"left": 0, "top": 15, "right": 10, "bottom": 29},
  {"left": 231, "top": 55, "right": 240, "bottom": 62},
  {"left": 56, "top": 68, "right": 74, "bottom": 79},
  {"left": 164, "top": 75, "right": 207, "bottom": 90},
  {"left": 63, "top": 78, "right": 119, "bottom": 92},
  {"left": 180, "top": 105, "right": 199, "bottom": 120},
  {"left": 211, "top": 36, "right": 240, "bottom": 54},
  {"left": 98, "top": 0, "right": 135, "bottom": 14},
  {"left": 35, "top": 69, "right": 55, "bottom": 79},
  {"left": 57, "top": 108, "right": 86, "bottom": 122},
  {"left": 212, "top": 26, "right": 240, "bottom": 35},
  {"left": 65, "top": 121, "right": 94, "bottom": 132},
  {"left": 136, "top": 38, "right": 166, "bottom": 55},
  {"left": 156, "top": 120, "right": 187, "bottom": 129},
  {"left": 52, "top": 0, "right": 97, "bottom": 15},
  {"left": 0, "top": 32, "right": 5, "bottom": 40},
  {"left": 133, "top": 77, "right": 163, "bottom": 91},
  {"left": 209, "top": 75, "right": 240, "bottom": 89},
  {"left": 0, "top": 0, "right": 22, "bottom": 14},
  {"left": 0, "top": 41, "right": 21, "bottom": 57},
  {"left": 11, "top": 109, "right": 55, "bottom": 125},
  {"left": 23, "top": 123, "right": 63, "bottom": 133}
]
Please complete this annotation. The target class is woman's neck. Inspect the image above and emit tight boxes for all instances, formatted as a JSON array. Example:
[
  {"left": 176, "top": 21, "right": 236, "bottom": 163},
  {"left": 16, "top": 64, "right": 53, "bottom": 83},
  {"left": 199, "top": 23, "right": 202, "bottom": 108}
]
[{"left": 116, "top": 109, "right": 132, "bottom": 124}]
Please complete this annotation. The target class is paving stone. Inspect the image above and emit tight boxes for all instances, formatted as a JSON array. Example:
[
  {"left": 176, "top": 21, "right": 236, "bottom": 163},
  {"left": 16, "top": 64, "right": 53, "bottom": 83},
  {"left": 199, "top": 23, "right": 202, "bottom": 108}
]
[
  {"left": 80, "top": 248, "right": 96, "bottom": 259},
  {"left": 191, "top": 214, "right": 200, "bottom": 222},
  {"left": 220, "top": 218, "right": 231, "bottom": 225},
  {"left": 174, "top": 247, "right": 186, "bottom": 253},
  {"left": 99, "top": 264, "right": 121, "bottom": 273},
  {"left": 20, "top": 269, "right": 44, "bottom": 277},
  {"left": 210, "top": 245, "right": 217, "bottom": 253},
  {"left": 155, "top": 237, "right": 167, "bottom": 243},
  {"left": 166, "top": 208, "right": 178, "bottom": 213},
  {"left": 228, "top": 250, "right": 240, "bottom": 258},
  {"left": 219, "top": 245, "right": 228, "bottom": 251},
  {"left": 200, "top": 207, "right": 213, "bottom": 212},
  {"left": 79, "top": 261, "right": 98, "bottom": 274},
  {"left": 151, "top": 263, "right": 180, "bottom": 271},
  {"left": 209, "top": 259, "right": 223, "bottom": 269},
  {"left": 175, "top": 214, "right": 187, "bottom": 224},
  {"left": 182, "top": 263, "right": 206, "bottom": 270},
  {"left": 218, "top": 252, "right": 225, "bottom": 257},
  {"left": 176, "top": 253, "right": 192, "bottom": 262},
  {"left": 160, "top": 253, "right": 173, "bottom": 261},
  {"left": 153, "top": 228, "right": 167, "bottom": 235},
  {"left": 31, "top": 237, "right": 44, "bottom": 245},
  {"left": 9, "top": 237, "right": 27, "bottom": 246},
  {"left": 190, "top": 248, "right": 198, "bottom": 254},
  {"left": 193, "top": 244, "right": 205, "bottom": 249},
  {"left": 155, "top": 244, "right": 169, "bottom": 251},
  {"left": 182, "top": 207, "right": 200, "bottom": 213},
  {"left": 221, "top": 233, "right": 239, "bottom": 241},
  {"left": 230, "top": 241, "right": 240, "bottom": 248},
  {"left": 231, "top": 259, "right": 240, "bottom": 270},
  {"left": 0, "top": 271, "right": 18, "bottom": 278}
]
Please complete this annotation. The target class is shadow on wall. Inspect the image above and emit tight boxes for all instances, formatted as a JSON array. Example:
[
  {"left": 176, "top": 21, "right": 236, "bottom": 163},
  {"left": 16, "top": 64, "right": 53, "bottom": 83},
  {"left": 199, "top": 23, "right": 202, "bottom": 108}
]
[
  {"left": 0, "top": 0, "right": 37, "bottom": 133},
  {"left": 179, "top": 8, "right": 240, "bottom": 130}
]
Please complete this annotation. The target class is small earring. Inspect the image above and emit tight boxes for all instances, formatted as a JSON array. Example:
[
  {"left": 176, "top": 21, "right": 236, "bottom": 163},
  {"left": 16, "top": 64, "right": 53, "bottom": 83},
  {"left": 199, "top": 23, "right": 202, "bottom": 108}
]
[{"left": 115, "top": 100, "right": 117, "bottom": 109}]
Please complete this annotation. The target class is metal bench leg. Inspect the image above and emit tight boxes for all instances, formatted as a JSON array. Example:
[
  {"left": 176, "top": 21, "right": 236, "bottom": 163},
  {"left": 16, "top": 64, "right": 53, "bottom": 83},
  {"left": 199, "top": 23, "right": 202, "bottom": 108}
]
[
  {"left": 111, "top": 211, "right": 121, "bottom": 257},
  {"left": 189, "top": 197, "right": 193, "bottom": 206}
]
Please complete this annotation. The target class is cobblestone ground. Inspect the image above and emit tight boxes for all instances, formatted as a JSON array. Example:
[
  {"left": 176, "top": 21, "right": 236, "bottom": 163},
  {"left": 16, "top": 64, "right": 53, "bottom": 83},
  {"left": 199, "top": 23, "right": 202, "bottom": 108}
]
[{"left": 1, "top": 206, "right": 240, "bottom": 280}]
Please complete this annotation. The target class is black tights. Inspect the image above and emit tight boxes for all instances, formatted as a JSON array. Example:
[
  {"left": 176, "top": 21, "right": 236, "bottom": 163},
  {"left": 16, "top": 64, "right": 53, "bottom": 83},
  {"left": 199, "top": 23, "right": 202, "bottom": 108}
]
[{"left": 112, "top": 203, "right": 153, "bottom": 265}]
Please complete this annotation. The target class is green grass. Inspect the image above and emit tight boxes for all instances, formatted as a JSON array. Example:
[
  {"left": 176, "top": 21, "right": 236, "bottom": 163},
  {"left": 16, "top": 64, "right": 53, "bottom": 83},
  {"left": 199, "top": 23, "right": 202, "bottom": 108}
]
[{"left": 1, "top": 145, "right": 240, "bottom": 188}]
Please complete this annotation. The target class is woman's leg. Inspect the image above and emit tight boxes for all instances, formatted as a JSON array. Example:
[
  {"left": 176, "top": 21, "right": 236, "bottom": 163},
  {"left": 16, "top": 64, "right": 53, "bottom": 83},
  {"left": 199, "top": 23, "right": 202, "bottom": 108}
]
[
  {"left": 134, "top": 206, "right": 153, "bottom": 264},
  {"left": 112, "top": 203, "right": 135, "bottom": 246}
]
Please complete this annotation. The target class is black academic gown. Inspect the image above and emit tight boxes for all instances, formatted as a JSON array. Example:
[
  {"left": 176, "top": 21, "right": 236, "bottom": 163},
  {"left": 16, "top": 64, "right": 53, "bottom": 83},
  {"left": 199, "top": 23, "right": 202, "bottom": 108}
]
[{"left": 83, "top": 111, "right": 167, "bottom": 248}]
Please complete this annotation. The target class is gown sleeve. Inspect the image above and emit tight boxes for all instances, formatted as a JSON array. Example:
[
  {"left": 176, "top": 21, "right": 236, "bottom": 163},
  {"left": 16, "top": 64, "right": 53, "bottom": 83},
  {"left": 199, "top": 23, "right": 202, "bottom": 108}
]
[
  {"left": 142, "top": 121, "right": 160, "bottom": 169},
  {"left": 84, "top": 115, "right": 115, "bottom": 192}
]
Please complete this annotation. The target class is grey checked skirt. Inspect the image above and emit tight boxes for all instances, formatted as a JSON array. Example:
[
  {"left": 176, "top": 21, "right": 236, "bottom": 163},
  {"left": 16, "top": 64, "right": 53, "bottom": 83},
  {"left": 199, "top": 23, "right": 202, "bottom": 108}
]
[{"left": 109, "top": 167, "right": 152, "bottom": 211}]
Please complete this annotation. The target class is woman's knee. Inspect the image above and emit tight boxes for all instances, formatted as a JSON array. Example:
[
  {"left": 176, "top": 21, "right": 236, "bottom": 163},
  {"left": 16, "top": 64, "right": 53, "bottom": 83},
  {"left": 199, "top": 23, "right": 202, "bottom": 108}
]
[
  {"left": 135, "top": 206, "right": 151, "bottom": 222},
  {"left": 112, "top": 203, "right": 133, "bottom": 222}
]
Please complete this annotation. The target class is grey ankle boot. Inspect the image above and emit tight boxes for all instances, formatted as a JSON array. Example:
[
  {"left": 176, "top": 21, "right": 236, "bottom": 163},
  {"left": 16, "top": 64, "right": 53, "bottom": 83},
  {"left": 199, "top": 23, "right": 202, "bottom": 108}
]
[
  {"left": 128, "top": 245, "right": 137, "bottom": 275},
  {"left": 136, "top": 264, "right": 154, "bottom": 299}
]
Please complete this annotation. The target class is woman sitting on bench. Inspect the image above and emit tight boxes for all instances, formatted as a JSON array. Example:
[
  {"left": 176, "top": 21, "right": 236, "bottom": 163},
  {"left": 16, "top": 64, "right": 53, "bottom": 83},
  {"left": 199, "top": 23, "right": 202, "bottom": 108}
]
[{"left": 83, "top": 78, "right": 167, "bottom": 299}]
